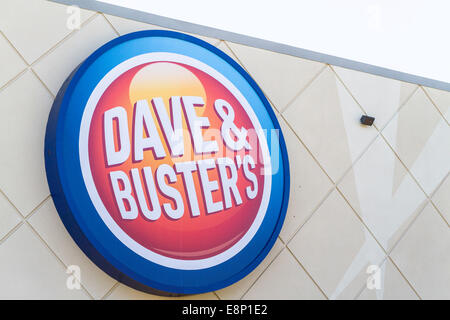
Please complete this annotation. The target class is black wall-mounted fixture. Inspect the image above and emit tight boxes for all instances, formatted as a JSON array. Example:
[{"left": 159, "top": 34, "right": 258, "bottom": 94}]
[{"left": 360, "top": 115, "right": 375, "bottom": 126}]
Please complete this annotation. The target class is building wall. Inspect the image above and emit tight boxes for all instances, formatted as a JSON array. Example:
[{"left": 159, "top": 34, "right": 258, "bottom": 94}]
[{"left": 0, "top": 0, "right": 448, "bottom": 300}]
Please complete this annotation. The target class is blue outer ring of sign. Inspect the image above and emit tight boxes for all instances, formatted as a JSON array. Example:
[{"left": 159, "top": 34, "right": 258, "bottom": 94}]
[{"left": 45, "top": 30, "right": 290, "bottom": 295}]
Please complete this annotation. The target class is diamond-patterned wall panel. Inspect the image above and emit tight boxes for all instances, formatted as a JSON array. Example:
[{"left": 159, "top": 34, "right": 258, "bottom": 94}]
[
  {"left": 0, "top": 0, "right": 448, "bottom": 300},
  {"left": 33, "top": 14, "right": 118, "bottom": 96},
  {"left": 0, "top": 70, "right": 52, "bottom": 216},
  {"left": 227, "top": 41, "right": 325, "bottom": 112},
  {"left": 338, "top": 135, "right": 427, "bottom": 251},
  {"left": 390, "top": 203, "right": 450, "bottom": 299},
  {"left": 0, "top": 0, "right": 95, "bottom": 64},
  {"left": 382, "top": 88, "right": 450, "bottom": 196},
  {"left": 356, "top": 259, "right": 418, "bottom": 300},
  {"left": 332, "top": 66, "right": 418, "bottom": 129},
  {"left": 282, "top": 66, "right": 378, "bottom": 182},
  {"left": 288, "top": 190, "right": 386, "bottom": 300}
]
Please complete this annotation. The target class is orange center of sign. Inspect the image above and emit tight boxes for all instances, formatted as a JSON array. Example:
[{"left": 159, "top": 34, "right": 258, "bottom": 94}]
[{"left": 88, "top": 61, "right": 265, "bottom": 260}]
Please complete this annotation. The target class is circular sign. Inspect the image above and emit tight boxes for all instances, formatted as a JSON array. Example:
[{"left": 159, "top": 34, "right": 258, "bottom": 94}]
[{"left": 45, "top": 30, "right": 289, "bottom": 295}]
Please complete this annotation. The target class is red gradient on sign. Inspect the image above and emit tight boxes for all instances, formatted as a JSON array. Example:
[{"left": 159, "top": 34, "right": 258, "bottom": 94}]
[{"left": 88, "top": 61, "right": 265, "bottom": 260}]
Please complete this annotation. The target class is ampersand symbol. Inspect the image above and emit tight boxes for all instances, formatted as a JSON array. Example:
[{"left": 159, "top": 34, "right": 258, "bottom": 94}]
[{"left": 214, "top": 99, "right": 251, "bottom": 151}]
